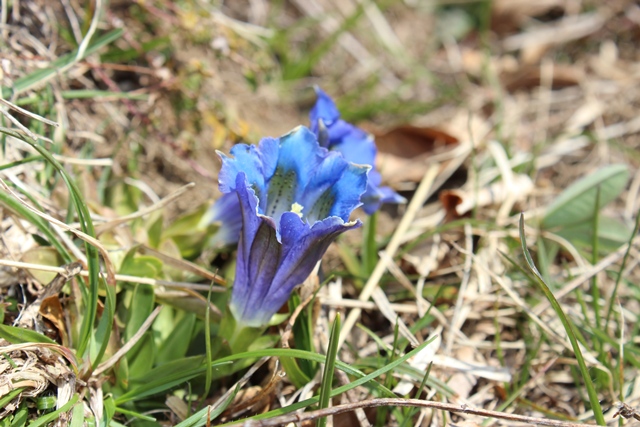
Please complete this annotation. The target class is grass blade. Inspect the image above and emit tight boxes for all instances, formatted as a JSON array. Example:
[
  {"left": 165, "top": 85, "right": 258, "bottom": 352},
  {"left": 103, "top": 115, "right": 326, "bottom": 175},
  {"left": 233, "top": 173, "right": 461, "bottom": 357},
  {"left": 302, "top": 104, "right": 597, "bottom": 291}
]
[
  {"left": 0, "top": 128, "right": 101, "bottom": 359},
  {"left": 317, "top": 313, "right": 341, "bottom": 427},
  {"left": 3, "top": 29, "right": 123, "bottom": 97},
  {"left": 519, "top": 213, "right": 605, "bottom": 425}
]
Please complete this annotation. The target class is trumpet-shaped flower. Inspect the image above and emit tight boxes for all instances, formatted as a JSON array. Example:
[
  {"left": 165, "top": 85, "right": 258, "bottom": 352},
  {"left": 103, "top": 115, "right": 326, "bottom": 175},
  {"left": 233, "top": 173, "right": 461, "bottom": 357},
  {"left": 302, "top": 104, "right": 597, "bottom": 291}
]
[
  {"left": 310, "top": 87, "right": 406, "bottom": 214},
  {"left": 218, "top": 126, "right": 369, "bottom": 327}
]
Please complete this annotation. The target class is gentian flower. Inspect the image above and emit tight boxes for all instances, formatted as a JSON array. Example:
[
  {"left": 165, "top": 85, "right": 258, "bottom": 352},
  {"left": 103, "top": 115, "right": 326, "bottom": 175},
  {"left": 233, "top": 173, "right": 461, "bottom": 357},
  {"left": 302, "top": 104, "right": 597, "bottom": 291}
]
[
  {"left": 218, "top": 126, "right": 369, "bottom": 328},
  {"left": 310, "top": 87, "right": 406, "bottom": 214},
  {"left": 199, "top": 192, "right": 243, "bottom": 248}
]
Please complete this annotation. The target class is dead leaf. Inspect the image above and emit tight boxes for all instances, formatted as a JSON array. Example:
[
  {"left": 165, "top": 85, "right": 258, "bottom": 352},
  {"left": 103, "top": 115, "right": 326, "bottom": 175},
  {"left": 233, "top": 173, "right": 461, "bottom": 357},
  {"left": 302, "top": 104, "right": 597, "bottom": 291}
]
[
  {"left": 365, "top": 124, "right": 459, "bottom": 159},
  {"left": 40, "top": 295, "right": 69, "bottom": 347},
  {"left": 501, "top": 64, "right": 582, "bottom": 92},
  {"left": 360, "top": 123, "right": 460, "bottom": 185},
  {"left": 440, "top": 174, "right": 534, "bottom": 219}
]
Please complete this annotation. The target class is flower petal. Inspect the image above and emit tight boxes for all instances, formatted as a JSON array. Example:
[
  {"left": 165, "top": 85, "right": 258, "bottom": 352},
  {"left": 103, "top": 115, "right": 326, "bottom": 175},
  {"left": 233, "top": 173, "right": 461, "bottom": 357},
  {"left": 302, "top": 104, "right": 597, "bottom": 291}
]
[
  {"left": 310, "top": 86, "right": 341, "bottom": 139},
  {"left": 229, "top": 174, "right": 282, "bottom": 326},
  {"left": 330, "top": 124, "right": 377, "bottom": 167},
  {"left": 265, "top": 213, "right": 361, "bottom": 315},
  {"left": 201, "top": 192, "right": 243, "bottom": 246},
  {"left": 300, "top": 152, "right": 369, "bottom": 223},
  {"left": 309, "top": 88, "right": 407, "bottom": 214}
]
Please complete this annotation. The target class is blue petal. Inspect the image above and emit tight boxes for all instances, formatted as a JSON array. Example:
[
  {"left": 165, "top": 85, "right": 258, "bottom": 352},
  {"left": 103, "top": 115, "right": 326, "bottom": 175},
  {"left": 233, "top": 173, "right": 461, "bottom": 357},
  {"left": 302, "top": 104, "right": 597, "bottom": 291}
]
[
  {"left": 309, "top": 88, "right": 407, "bottom": 214},
  {"left": 229, "top": 174, "right": 281, "bottom": 326},
  {"left": 265, "top": 213, "right": 361, "bottom": 320},
  {"left": 330, "top": 125, "right": 377, "bottom": 167},
  {"left": 360, "top": 179, "right": 407, "bottom": 215},
  {"left": 310, "top": 87, "right": 341, "bottom": 139},
  {"left": 230, "top": 178, "right": 363, "bottom": 327},
  {"left": 202, "top": 192, "right": 243, "bottom": 246},
  {"left": 218, "top": 137, "right": 279, "bottom": 213},
  {"left": 299, "top": 151, "right": 369, "bottom": 223},
  {"left": 264, "top": 127, "right": 325, "bottom": 223}
]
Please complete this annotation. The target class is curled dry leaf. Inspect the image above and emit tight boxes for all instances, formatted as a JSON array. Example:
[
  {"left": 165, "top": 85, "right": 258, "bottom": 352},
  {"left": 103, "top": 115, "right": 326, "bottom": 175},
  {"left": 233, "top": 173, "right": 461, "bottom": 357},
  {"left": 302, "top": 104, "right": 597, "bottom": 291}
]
[{"left": 440, "top": 174, "right": 534, "bottom": 219}]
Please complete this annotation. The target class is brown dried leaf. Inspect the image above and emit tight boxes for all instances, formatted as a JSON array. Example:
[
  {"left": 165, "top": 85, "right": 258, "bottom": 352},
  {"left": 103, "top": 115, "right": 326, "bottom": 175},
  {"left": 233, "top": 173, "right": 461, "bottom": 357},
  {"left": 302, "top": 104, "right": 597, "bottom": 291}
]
[
  {"left": 440, "top": 174, "right": 534, "bottom": 219},
  {"left": 501, "top": 64, "right": 583, "bottom": 92},
  {"left": 363, "top": 124, "right": 459, "bottom": 185},
  {"left": 367, "top": 124, "right": 459, "bottom": 159},
  {"left": 39, "top": 295, "right": 69, "bottom": 347}
]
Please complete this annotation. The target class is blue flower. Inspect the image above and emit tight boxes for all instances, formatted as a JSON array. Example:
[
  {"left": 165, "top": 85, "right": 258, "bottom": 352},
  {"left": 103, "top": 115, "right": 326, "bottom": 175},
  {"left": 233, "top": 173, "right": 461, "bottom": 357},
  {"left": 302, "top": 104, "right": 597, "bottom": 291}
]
[
  {"left": 310, "top": 87, "right": 406, "bottom": 214},
  {"left": 218, "top": 126, "right": 369, "bottom": 327},
  {"left": 199, "top": 192, "right": 243, "bottom": 248}
]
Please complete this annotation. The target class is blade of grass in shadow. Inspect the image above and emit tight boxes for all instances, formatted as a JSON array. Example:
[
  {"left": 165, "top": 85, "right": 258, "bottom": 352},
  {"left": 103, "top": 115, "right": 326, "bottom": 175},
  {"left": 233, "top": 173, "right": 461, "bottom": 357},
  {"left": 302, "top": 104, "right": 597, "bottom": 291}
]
[
  {"left": 91, "top": 275, "right": 116, "bottom": 370},
  {"left": 519, "top": 213, "right": 605, "bottom": 425},
  {"left": 317, "top": 313, "right": 340, "bottom": 427},
  {"left": 113, "top": 407, "right": 156, "bottom": 422}
]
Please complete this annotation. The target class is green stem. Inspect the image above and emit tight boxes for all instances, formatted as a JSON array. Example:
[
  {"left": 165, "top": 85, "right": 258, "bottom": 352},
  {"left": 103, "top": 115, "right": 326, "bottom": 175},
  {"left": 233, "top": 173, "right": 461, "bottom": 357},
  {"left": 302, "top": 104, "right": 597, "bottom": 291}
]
[{"left": 220, "top": 308, "right": 265, "bottom": 354}]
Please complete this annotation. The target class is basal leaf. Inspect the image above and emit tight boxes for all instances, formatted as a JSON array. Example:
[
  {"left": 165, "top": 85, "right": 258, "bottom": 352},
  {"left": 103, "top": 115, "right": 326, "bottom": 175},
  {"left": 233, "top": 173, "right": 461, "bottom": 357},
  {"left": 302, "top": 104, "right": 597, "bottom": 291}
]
[{"left": 542, "top": 164, "right": 629, "bottom": 229}]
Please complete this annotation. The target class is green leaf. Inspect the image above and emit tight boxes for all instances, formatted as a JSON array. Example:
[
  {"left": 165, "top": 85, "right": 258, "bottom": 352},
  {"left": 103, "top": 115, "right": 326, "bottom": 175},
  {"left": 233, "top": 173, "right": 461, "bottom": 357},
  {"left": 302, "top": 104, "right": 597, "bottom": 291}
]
[
  {"left": 20, "top": 247, "right": 63, "bottom": 285},
  {"left": 174, "top": 386, "right": 239, "bottom": 427},
  {"left": 162, "top": 205, "right": 216, "bottom": 259},
  {"left": 69, "top": 403, "right": 85, "bottom": 427},
  {"left": 556, "top": 216, "right": 633, "bottom": 253},
  {"left": 155, "top": 313, "right": 196, "bottom": 365},
  {"left": 126, "top": 329, "right": 156, "bottom": 380},
  {"left": 103, "top": 395, "right": 116, "bottom": 424},
  {"left": 542, "top": 164, "right": 629, "bottom": 229},
  {"left": 0, "top": 324, "right": 57, "bottom": 344},
  {"left": 290, "top": 294, "right": 318, "bottom": 379},
  {"left": 91, "top": 276, "right": 116, "bottom": 369},
  {"left": 0, "top": 388, "right": 25, "bottom": 410},
  {"left": 280, "top": 355, "right": 312, "bottom": 389},
  {"left": 10, "top": 401, "right": 28, "bottom": 427},
  {"left": 120, "top": 254, "right": 163, "bottom": 279},
  {"left": 117, "top": 356, "right": 209, "bottom": 404},
  {"left": 362, "top": 212, "right": 378, "bottom": 276}
]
